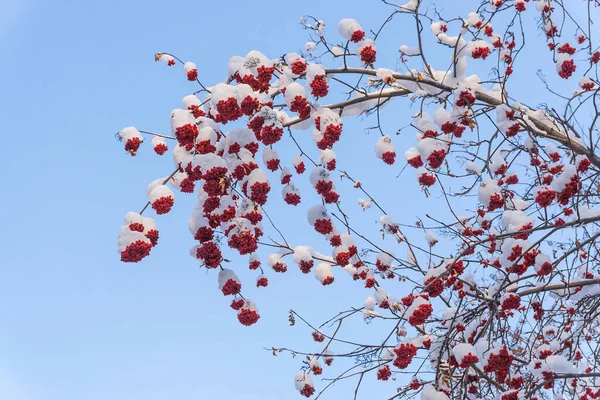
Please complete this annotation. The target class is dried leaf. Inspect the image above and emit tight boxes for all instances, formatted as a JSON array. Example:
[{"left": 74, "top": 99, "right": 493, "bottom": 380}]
[{"left": 513, "top": 346, "right": 526, "bottom": 356}]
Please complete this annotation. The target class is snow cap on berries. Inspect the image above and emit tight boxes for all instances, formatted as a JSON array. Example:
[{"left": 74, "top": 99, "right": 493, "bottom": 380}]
[
  {"left": 375, "top": 136, "right": 396, "bottom": 165},
  {"left": 184, "top": 62, "right": 198, "bottom": 81},
  {"left": 237, "top": 299, "right": 260, "bottom": 326},
  {"left": 308, "top": 205, "right": 334, "bottom": 235},
  {"left": 157, "top": 53, "right": 175, "bottom": 65},
  {"left": 151, "top": 135, "right": 168, "bottom": 155},
  {"left": 320, "top": 149, "right": 336, "bottom": 170},
  {"left": 478, "top": 179, "right": 503, "bottom": 211},
  {"left": 282, "top": 183, "right": 302, "bottom": 206},
  {"left": 337, "top": 18, "right": 364, "bottom": 42},
  {"left": 118, "top": 126, "right": 143, "bottom": 156},
  {"left": 147, "top": 179, "right": 175, "bottom": 215},
  {"left": 306, "top": 63, "right": 327, "bottom": 82},
  {"left": 267, "top": 252, "right": 287, "bottom": 273},
  {"left": 314, "top": 262, "right": 334, "bottom": 285},
  {"left": 294, "top": 371, "right": 315, "bottom": 397},
  {"left": 356, "top": 39, "right": 377, "bottom": 65},
  {"left": 262, "top": 147, "right": 280, "bottom": 171},
  {"left": 218, "top": 268, "right": 242, "bottom": 295},
  {"left": 284, "top": 82, "right": 307, "bottom": 105}
]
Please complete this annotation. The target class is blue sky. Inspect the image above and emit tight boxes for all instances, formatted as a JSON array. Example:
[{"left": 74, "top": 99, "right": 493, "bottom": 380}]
[{"left": 0, "top": 0, "right": 586, "bottom": 399}]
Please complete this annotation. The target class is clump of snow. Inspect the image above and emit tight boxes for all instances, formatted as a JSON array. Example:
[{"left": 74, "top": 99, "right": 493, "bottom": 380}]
[
  {"left": 314, "top": 262, "right": 334, "bottom": 284},
  {"left": 421, "top": 384, "right": 450, "bottom": 400},
  {"left": 337, "top": 18, "right": 363, "bottom": 40}
]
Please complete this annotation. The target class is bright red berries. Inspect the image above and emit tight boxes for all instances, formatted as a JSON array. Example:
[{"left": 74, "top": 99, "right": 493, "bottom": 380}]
[
  {"left": 359, "top": 46, "right": 376, "bottom": 65},
  {"left": 265, "top": 159, "right": 280, "bottom": 172},
  {"left": 271, "top": 261, "right": 288, "bottom": 273},
  {"left": 121, "top": 240, "right": 153, "bottom": 263},
  {"left": 381, "top": 151, "right": 396, "bottom": 165},
  {"left": 409, "top": 379, "right": 420, "bottom": 390},
  {"left": 487, "top": 193, "right": 504, "bottom": 212},
  {"left": 249, "top": 258, "right": 261, "bottom": 271},
  {"left": 221, "top": 278, "right": 242, "bottom": 296},
  {"left": 151, "top": 196, "right": 174, "bottom": 214},
  {"left": 228, "top": 232, "right": 259, "bottom": 255},
  {"left": 299, "top": 260, "right": 314, "bottom": 274},
  {"left": 175, "top": 124, "right": 199, "bottom": 151},
  {"left": 535, "top": 188, "right": 556, "bottom": 207},
  {"left": 125, "top": 137, "right": 142, "bottom": 155},
  {"left": 153, "top": 143, "right": 168, "bottom": 155},
  {"left": 377, "top": 365, "right": 392, "bottom": 381},
  {"left": 558, "top": 59, "right": 577, "bottom": 79},
  {"left": 505, "top": 174, "right": 518, "bottom": 185},
  {"left": 514, "top": 1, "right": 526, "bottom": 11},
  {"left": 230, "top": 299, "right": 244, "bottom": 310},
  {"left": 312, "top": 331, "right": 325, "bottom": 342},
  {"left": 310, "top": 75, "right": 329, "bottom": 98},
  {"left": 456, "top": 90, "right": 477, "bottom": 107},
  {"left": 194, "top": 226, "right": 214, "bottom": 243},
  {"left": 537, "top": 261, "right": 553, "bottom": 276},
  {"left": 471, "top": 47, "right": 491, "bottom": 59},
  {"left": 290, "top": 96, "right": 311, "bottom": 120},
  {"left": 423, "top": 276, "right": 444, "bottom": 298},
  {"left": 240, "top": 96, "right": 260, "bottom": 116},
  {"left": 215, "top": 98, "right": 243, "bottom": 123},
  {"left": 506, "top": 123, "right": 520, "bottom": 137},
  {"left": 279, "top": 170, "right": 291, "bottom": 186},
  {"left": 295, "top": 161, "right": 306, "bottom": 174},
  {"left": 418, "top": 172, "right": 436, "bottom": 187},
  {"left": 145, "top": 229, "right": 159, "bottom": 246},
  {"left": 260, "top": 125, "right": 284, "bottom": 146},
  {"left": 427, "top": 150, "right": 446, "bottom": 169},
  {"left": 291, "top": 60, "right": 307, "bottom": 75},
  {"left": 409, "top": 303, "right": 433, "bottom": 326},
  {"left": 458, "top": 353, "right": 479, "bottom": 368},
  {"left": 484, "top": 346, "right": 514, "bottom": 384},
  {"left": 299, "top": 384, "right": 315, "bottom": 398},
  {"left": 188, "top": 104, "right": 206, "bottom": 118},
  {"left": 310, "top": 364, "right": 322, "bottom": 376},
  {"left": 501, "top": 293, "right": 521, "bottom": 311},
  {"left": 284, "top": 192, "right": 301, "bottom": 206},
  {"left": 557, "top": 43, "right": 576, "bottom": 55},
  {"left": 187, "top": 69, "right": 198, "bottom": 81},
  {"left": 128, "top": 222, "right": 144, "bottom": 232},
  {"left": 179, "top": 178, "right": 195, "bottom": 193},
  {"left": 441, "top": 121, "right": 465, "bottom": 137},
  {"left": 321, "top": 276, "right": 334, "bottom": 285},
  {"left": 350, "top": 30, "right": 365, "bottom": 43},
  {"left": 196, "top": 241, "right": 223, "bottom": 268},
  {"left": 581, "top": 81, "right": 595, "bottom": 91},
  {"left": 313, "top": 219, "right": 334, "bottom": 235},
  {"left": 237, "top": 308, "right": 260, "bottom": 326},
  {"left": 407, "top": 155, "right": 424, "bottom": 168},
  {"left": 557, "top": 175, "right": 580, "bottom": 205},
  {"left": 578, "top": 157, "right": 591, "bottom": 173},
  {"left": 248, "top": 181, "right": 270, "bottom": 205},
  {"left": 316, "top": 123, "right": 343, "bottom": 149},
  {"left": 393, "top": 343, "right": 417, "bottom": 369}
]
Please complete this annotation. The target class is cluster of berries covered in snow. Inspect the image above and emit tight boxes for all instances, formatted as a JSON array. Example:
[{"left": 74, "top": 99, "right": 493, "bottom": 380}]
[{"left": 115, "top": 3, "right": 600, "bottom": 399}]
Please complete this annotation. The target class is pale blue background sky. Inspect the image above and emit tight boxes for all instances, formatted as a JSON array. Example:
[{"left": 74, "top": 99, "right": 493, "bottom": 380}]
[{"left": 0, "top": 0, "right": 586, "bottom": 399}]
